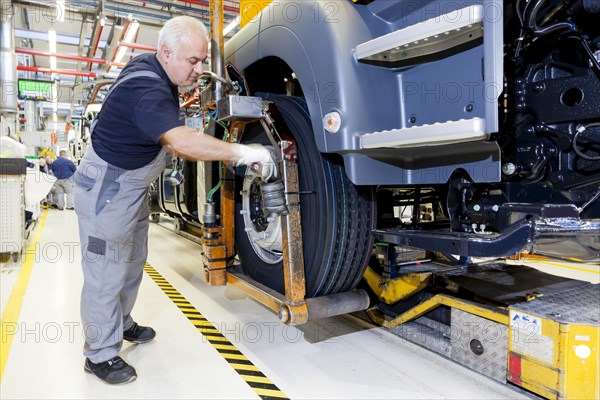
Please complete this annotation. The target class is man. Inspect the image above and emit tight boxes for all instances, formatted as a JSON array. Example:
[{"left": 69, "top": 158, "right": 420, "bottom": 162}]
[
  {"left": 46, "top": 150, "right": 76, "bottom": 210},
  {"left": 73, "top": 16, "right": 275, "bottom": 385}
]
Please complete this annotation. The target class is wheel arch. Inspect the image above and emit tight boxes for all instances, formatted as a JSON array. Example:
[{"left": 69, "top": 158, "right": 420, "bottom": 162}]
[
  {"left": 226, "top": 31, "right": 328, "bottom": 153},
  {"left": 224, "top": 1, "right": 399, "bottom": 158}
]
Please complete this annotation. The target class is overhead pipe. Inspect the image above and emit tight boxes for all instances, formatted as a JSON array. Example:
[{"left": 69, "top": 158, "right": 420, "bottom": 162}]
[
  {"left": 86, "top": 0, "right": 105, "bottom": 70},
  {"left": 13, "top": 0, "right": 239, "bottom": 26},
  {"left": 17, "top": 65, "right": 96, "bottom": 78},
  {"left": 87, "top": 23, "right": 103, "bottom": 70},
  {"left": 176, "top": 0, "right": 239, "bottom": 13},
  {"left": 210, "top": 0, "right": 225, "bottom": 103},
  {"left": 118, "top": 42, "right": 157, "bottom": 52},
  {"left": 22, "top": 7, "right": 37, "bottom": 67},
  {"left": 15, "top": 47, "right": 106, "bottom": 64}
]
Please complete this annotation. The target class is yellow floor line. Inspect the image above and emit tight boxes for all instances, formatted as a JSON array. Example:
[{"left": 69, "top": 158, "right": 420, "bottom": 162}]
[
  {"left": 0, "top": 210, "right": 48, "bottom": 382},
  {"left": 535, "top": 260, "right": 600, "bottom": 274},
  {"left": 511, "top": 254, "right": 600, "bottom": 273}
]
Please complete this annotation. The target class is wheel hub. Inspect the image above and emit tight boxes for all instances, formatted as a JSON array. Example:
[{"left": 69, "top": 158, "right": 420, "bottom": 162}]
[{"left": 240, "top": 169, "right": 283, "bottom": 264}]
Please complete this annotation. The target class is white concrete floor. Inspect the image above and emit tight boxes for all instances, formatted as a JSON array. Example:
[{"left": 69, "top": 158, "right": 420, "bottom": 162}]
[{"left": 2, "top": 208, "right": 596, "bottom": 399}]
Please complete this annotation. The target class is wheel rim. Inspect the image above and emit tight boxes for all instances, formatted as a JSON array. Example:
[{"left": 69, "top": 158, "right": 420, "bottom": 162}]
[{"left": 240, "top": 167, "right": 283, "bottom": 264}]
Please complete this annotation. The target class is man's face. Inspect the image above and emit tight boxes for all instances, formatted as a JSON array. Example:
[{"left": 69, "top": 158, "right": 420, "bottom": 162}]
[{"left": 161, "top": 35, "right": 207, "bottom": 87}]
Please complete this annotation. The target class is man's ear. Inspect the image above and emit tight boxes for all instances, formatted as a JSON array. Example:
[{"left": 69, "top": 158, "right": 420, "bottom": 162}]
[{"left": 160, "top": 44, "right": 171, "bottom": 61}]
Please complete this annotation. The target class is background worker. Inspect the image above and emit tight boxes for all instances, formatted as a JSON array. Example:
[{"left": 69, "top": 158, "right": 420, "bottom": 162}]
[
  {"left": 73, "top": 15, "right": 275, "bottom": 385},
  {"left": 46, "top": 149, "right": 76, "bottom": 210}
]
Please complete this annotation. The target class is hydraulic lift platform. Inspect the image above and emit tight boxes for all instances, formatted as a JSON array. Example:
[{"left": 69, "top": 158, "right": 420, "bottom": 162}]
[{"left": 363, "top": 255, "right": 599, "bottom": 400}]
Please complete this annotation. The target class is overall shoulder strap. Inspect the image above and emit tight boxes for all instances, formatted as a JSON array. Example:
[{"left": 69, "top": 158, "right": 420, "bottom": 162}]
[
  {"left": 90, "top": 70, "right": 161, "bottom": 135},
  {"left": 103, "top": 70, "right": 162, "bottom": 102}
]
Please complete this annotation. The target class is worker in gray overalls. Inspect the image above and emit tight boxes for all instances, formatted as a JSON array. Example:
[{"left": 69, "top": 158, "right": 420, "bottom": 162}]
[{"left": 74, "top": 16, "right": 276, "bottom": 385}]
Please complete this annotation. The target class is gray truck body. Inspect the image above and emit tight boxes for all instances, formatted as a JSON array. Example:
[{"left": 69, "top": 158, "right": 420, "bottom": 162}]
[{"left": 225, "top": 0, "right": 504, "bottom": 185}]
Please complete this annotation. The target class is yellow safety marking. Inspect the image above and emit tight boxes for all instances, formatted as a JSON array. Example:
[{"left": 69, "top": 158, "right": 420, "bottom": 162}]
[
  {"left": 507, "top": 254, "right": 600, "bottom": 274},
  {"left": 196, "top": 326, "right": 220, "bottom": 333},
  {"left": 240, "top": 375, "right": 274, "bottom": 384},
  {"left": 230, "top": 363, "right": 260, "bottom": 372},
  {"left": 212, "top": 343, "right": 238, "bottom": 351},
  {"left": 143, "top": 263, "right": 289, "bottom": 400},
  {"left": 534, "top": 260, "right": 600, "bottom": 274},
  {"left": 0, "top": 210, "right": 48, "bottom": 382},
  {"left": 221, "top": 353, "right": 252, "bottom": 361},
  {"left": 183, "top": 312, "right": 206, "bottom": 319},
  {"left": 252, "top": 388, "right": 290, "bottom": 399},
  {"left": 203, "top": 335, "right": 230, "bottom": 343},
  {"left": 192, "top": 320, "right": 218, "bottom": 327},
  {"left": 436, "top": 256, "right": 599, "bottom": 275}
]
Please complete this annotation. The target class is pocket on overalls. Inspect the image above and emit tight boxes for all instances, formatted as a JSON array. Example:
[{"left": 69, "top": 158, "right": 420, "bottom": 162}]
[
  {"left": 95, "top": 180, "right": 120, "bottom": 215},
  {"left": 97, "top": 186, "right": 142, "bottom": 244},
  {"left": 74, "top": 171, "right": 96, "bottom": 191},
  {"left": 73, "top": 171, "right": 97, "bottom": 218}
]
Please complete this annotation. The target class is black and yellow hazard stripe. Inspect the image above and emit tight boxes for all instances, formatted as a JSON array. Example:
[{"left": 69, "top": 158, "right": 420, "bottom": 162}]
[{"left": 143, "top": 263, "right": 289, "bottom": 400}]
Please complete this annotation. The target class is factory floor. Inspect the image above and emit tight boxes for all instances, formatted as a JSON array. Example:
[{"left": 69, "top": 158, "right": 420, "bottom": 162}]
[{"left": 1, "top": 209, "right": 597, "bottom": 399}]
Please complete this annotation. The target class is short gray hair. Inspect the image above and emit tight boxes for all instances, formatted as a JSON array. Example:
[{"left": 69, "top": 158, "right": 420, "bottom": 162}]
[{"left": 158, "top": 16, "right": 208, "bottom": 55}]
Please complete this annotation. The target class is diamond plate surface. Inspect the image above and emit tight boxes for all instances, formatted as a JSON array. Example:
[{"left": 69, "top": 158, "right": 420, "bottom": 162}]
[
  {"left": 451, "top": 309, "right": 508, "bottom": 382},
  {"left": 511, "top": 283, "right": 600, "bottom": 326}
]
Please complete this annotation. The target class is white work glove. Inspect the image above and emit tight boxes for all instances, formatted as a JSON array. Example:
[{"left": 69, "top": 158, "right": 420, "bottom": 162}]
[{"left": 233, "top": 143, "right": 278, "bottom": 181}]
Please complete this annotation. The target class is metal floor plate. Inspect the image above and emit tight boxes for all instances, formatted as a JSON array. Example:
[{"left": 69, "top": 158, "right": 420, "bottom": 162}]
[
  {"left": 511, "top": 283, "right": 600, "bottom": 325},
  {"left": 434, "top": 263, "right": 590, "bottom": 306}
]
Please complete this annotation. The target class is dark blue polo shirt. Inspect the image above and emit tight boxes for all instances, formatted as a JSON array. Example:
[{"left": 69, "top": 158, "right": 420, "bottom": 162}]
[
  {"left": 49, "top": 157, "right": 77, "bottom": 179},
  {"left": 92, "top": 53, "right": 182, "bottom": 170}
]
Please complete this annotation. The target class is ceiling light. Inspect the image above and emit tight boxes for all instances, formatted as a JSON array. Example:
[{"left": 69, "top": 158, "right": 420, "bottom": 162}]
[
  {"left": 48, "top": 28, "right": 57, "bottom": 70},
  {"left": 114, "top": 21, "right": 140, "bottom": 64},
  {"left": 124, "top": 21, "right": 140, "bottom": 43}
]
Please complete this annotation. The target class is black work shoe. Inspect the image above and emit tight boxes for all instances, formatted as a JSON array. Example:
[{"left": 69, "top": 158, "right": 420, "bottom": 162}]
[
  {"left": 84, "top": 356, "right": 137, "bottom": 385},
  {"left": 123, "top": 322, "right": 156, "bottom": 344}
]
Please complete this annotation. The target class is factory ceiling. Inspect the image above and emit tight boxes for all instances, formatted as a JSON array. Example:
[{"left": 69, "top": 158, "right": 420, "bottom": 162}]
[{"left": 7, "top": 0, "right": 241, "bottom": 116}]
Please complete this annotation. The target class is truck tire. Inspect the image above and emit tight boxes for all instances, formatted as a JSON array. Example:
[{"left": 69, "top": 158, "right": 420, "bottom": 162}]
[{"left": 235, "top": 94, "right": 375, "bottom": 297}]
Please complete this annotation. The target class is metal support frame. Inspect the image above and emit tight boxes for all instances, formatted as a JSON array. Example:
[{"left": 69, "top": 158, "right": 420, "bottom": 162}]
[
  {"left": 202, "top": 112, "right": 310, "bottom": 324},
  {"left": 270, "top": 139, "right": 308, "bottom": 324},
  {"left": 373, "top": 219, "right": 534, "bottom": 258}
]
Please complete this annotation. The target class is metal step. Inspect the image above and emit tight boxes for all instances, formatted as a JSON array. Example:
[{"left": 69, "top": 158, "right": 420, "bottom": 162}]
[
  {"left": 361, "top": 117, "right": 486, "bottom": 149},
  {"left": 355, "top": 5, "right": 484, "bottom": 67}
]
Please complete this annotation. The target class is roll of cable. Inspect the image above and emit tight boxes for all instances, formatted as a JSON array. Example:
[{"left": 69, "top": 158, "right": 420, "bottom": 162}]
[{"left": 584, "top": 0, "right": 600, "bottom": 13}]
